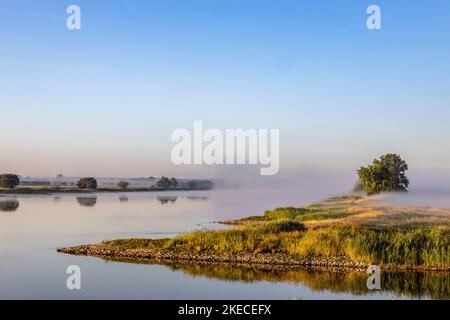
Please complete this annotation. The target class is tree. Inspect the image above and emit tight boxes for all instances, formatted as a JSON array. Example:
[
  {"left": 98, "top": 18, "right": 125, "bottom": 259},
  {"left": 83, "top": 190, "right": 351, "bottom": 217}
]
[
  {"left": 156, "top": 176, "right": 171, "bottom": 189},
  {"left": 0, "top": 174, "right": 20, "bottom": 189},
  {"left": 357, "top": 154, "right": 409, "bottom": 195},
  {"left": 187, "top": 180, "right": 198, "bottom": 190},
  {"left": 76, "top": 177, "right": 98, "bottom": 189},
  {"left": 117, "top": 180, "right": 130, "bottom": 190},
  {"left": 170, "top": 177, "right": 178, "bottom": 188}
]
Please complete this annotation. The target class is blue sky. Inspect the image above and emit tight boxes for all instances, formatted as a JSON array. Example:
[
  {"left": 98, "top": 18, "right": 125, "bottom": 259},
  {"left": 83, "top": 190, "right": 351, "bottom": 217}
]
[{"left": 0, "top": 0, "right": 449, "bottom": 177}]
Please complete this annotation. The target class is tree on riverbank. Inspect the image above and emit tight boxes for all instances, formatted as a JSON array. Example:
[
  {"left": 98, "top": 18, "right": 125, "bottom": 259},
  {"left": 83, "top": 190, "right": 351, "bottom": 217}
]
[
  {"left": 156, "top": 176, "right": 171, "bottom": 189},
  {"left": 76, "top": 177, "right": 98, "bottom": 189},
  {"left": 357, "top": 154, "right": 409, "bottom": 195},
  {"left": 170, "top": 177, "right": 178, "bottom": 188},
  {"left": 117, "top": 181, "right": 129, "bottom": 189},
  {"left": 0, "top": 174, "right": 20, "bottom": 189}
]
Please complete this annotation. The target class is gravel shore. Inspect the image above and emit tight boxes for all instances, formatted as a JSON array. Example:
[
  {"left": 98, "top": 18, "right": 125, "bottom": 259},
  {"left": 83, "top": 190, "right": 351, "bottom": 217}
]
[
  {"left": 58, "top": 243, "right": 450, "bottom": 271},
  {"left": 58, "top": 244, "right": 369, "bottom": 270}
]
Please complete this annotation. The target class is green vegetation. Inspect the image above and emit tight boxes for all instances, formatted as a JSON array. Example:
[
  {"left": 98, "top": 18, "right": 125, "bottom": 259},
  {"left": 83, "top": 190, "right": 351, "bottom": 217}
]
[
  {"left": 156, "top": 176, "right": 171, "bottom": 189},
  {"left": 163, "top": 223, "right": 449, "bottom": 269},
  {"left": 0, "top": 174, "right": 20, "bottom": 189},
  {"left": 170, "top": 177, "right": 178, "bottom": 187},
  {"left": 357, "top": 154, "right": 409, "bottom": 195},
  {"left": 117, "top": 180, "right": 130, "bottom": 189},
  {"left": 156, "top": 176, "right": 178, "bottom": 189},
  {"left": 76, "top": 177, "right": 98, "bottom": 189},
  {"left": 99, "top": 195, "right": 450, "bottom": 270}
]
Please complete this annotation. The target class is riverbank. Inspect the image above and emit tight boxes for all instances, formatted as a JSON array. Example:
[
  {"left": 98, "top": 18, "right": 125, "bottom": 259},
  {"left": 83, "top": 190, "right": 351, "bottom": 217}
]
[
  {"left": 0, "top": 186, "right": 211, "bottom": 195},
  {"left": 57, "top": 241, "right": 369, "bottom": 271},
  {"left": 58, "top": 194, "right": 450, "bottom": 271}
]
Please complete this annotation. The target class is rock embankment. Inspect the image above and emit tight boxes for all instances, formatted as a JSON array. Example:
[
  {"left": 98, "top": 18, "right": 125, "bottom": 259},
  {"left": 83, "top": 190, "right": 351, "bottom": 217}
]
[{"left": 58, "top": 244, "right": 369, "bottom": 271}]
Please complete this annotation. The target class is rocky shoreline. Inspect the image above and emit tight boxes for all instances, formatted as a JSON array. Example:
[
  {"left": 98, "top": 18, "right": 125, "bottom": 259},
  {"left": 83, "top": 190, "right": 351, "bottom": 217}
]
[
  {"left": 57, "top": 243, "right": 449, "bottom": 271},
  {"left": 57, "top": 244, "right": 369, "bottom": 270}
]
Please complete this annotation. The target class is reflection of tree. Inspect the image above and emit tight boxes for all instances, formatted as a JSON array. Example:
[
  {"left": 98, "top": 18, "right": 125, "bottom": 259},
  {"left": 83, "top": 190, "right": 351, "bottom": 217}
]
[
  {"left": 0, "top": 199, "right": 19, "bottom": 212},
  {"left": 119, "top": 196, "right": 129, "bottom": 202},
  {"left": 76, "top": 197, "right": 97, "bottom": 207},
  {"left": 100, "top": 257, "right": 450, "bottom": 300},
  {"left": 156, "top": 196, "right": 177, "bottom": 205}
]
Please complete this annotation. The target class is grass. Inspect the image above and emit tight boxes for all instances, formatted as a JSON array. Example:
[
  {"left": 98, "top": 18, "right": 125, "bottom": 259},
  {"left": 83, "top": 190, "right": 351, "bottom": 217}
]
[
  {"left": 101, "top": 194, "right": 450, "bottom": 269},
  {"left": 163, "top": 222, "right": 449, "bottom": 268}
]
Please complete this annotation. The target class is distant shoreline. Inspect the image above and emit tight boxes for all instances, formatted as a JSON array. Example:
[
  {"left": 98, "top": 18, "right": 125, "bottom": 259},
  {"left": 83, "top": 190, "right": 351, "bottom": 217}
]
[{"left": 0, "top": 186, "right": 212, "bottom": 195}]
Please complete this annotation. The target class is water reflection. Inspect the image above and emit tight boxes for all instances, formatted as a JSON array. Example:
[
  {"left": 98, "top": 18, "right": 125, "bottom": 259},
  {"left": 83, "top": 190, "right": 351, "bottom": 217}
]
[
  {"left": 76, "top": 197, "right": 97, "bottom": 207},
  {"left": 157, "top": 196, "right": 178, "bottom": 205},
  {"left": 0, "top": 199, "right": 19, "bottom": 212},
  {"left": 187, "top": 196, "right": 209, "bottom": 201},
  {"left": 119, "top": 196, "right": 129, "bottom": 202},
  {"left": 102, "top": 258, "right": 450, "bottom": 300}
]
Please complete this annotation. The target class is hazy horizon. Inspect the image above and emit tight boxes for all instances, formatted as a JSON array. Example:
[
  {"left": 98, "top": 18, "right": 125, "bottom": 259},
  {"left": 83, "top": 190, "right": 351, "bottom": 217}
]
[{"left": 1, "top": 1, "right": 450, "bottom": 177}]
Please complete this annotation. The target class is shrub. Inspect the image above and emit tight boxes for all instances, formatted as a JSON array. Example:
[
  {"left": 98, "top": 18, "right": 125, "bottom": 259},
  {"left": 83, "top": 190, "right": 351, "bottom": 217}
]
[
  {"left": 76, "top": 177, "right": 97, "bottom": 189},
  {"left": 117, "top": 180, "right": 129, "bottom": 189},
  {"left": 0, "top": 174, "right": 20, "bottom": 189},
  {"left": 156, "top": 176, "right": 171, "bottom": 189}
]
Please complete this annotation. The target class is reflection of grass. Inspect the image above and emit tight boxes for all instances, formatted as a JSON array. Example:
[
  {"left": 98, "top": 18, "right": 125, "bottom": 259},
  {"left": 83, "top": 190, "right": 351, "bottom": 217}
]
[
  {"left": 100, "top": 256, "right": 450, "bottom": 299},
  {"left": 170, "top": 264, "right": 450, "bottom": 299}
]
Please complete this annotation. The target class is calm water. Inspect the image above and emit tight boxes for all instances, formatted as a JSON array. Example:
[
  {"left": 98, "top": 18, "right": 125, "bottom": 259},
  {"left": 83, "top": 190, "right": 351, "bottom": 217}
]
[{"left": 0, "top": 188, "right": 448, "bottom": 300}]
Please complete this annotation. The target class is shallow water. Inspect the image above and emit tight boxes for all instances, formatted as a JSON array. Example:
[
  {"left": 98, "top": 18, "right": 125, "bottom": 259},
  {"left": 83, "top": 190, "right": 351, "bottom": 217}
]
[{"left": 0, "top": 188, "right": 448, "bottom": 299}]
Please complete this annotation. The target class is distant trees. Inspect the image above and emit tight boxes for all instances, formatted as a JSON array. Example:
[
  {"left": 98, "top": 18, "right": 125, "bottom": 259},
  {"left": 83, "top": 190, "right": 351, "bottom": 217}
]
[
  {"left": 170, "top": 177, "right": 178, "bottom": 188},
  {"left": 156, "top": 176, "right": 178, "bottom": 189},
  {"left": 357, "top": 154, "right": 409, "bottom": 195},
  {"left": 0, "top": 174, "right": 20, "bottom": 189},
  {"left": 76, "top": 177, "right": 98, "bottom": 189},
  {"left": 117, "top": 180, "right": 130, "bottom": 190},
  {"left": 156, "top": 176, "right": 171, "bottom": 189},
  {"left": 187, "top": 180, "right": 213, "bottom": 190},
  {"left": 187, "top": 180, "right": 198, "bottom": 190},
  {"left": 154, "top": 177, "right": 213, "bottom": 190}
]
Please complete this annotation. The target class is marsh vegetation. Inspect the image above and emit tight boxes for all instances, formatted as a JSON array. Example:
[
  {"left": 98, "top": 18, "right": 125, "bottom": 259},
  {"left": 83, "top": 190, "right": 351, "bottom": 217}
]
[{"left": 61, "top": 195, "right": 450, "bottom": 270}]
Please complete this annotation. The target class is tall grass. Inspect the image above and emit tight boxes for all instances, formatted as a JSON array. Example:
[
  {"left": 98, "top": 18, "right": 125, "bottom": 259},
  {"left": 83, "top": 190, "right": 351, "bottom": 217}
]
[
  {"left": 164, "top": 220, "right": 450, "bottom": 268},
  {"left": 105, "top": 194, "right": 450, "bottom": 269}
]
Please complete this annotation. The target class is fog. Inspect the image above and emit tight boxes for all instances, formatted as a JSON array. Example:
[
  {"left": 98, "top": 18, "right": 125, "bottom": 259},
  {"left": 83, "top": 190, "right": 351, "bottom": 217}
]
[{"left": 211, "top": 166, "right": 450, "bottom": 209}]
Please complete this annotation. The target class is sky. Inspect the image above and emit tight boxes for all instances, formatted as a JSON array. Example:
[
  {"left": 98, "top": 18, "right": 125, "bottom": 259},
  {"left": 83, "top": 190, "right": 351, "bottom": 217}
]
[{"left": 0, "top": 0, "right": 449, "bottom": 178}]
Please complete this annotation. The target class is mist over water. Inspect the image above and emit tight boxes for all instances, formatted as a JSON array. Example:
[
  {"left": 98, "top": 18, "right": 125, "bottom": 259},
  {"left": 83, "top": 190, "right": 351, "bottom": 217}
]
[
  {"left": 371, "top": 169, "right": 450, "bottom": 209},
  {"left": 0, "top": 167, "right": 449, "bottom": 299}
]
